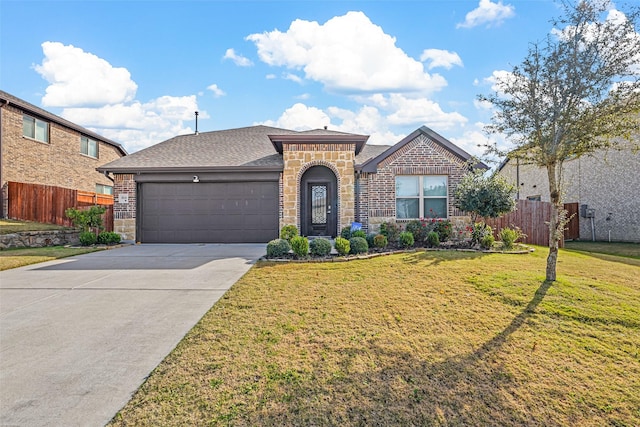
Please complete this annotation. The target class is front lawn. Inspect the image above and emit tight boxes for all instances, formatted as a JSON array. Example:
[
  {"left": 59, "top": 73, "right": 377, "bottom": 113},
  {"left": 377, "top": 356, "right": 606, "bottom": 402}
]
[
  {"left": 0, "top": 246, "right": 102, "bottom": 270},
  {"left": 0, "top": 219, "right": 72, "bottom": 234},
  {"left": 564, "top": 240, "right": 640, "bottom": 259},
  {"left": 109, "top": 247, "right": 640, "bottom": 426}
]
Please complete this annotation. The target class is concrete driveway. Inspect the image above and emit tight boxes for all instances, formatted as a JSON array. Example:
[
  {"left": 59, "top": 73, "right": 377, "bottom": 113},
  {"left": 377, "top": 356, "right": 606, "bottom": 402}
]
[{"left": 0, "top": 243, "right": 265, "bottom": 427}]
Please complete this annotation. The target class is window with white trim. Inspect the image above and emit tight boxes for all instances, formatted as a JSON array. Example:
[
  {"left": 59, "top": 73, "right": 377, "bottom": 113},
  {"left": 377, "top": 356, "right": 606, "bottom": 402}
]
[
  {"left": 96, "top": 184, "right": 113, "bottom": 195},
  {"left": 23, "top": 114, "right": 49, "bottom": 143},
  {"left": 396, "top": 175, "right": 448, "bottom": 219},
  {"left": 81, "top": 136, "right": 98, "bottom": 158}
]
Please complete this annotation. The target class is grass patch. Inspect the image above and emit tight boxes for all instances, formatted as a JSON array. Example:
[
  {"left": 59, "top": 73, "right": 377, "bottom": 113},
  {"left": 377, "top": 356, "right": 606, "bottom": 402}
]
[
  {"left": 0, "top": 219, "right": 72, "bottom": 235},
  {"left": 0, "top": 246, "right": 101, "bottom": 270},
  {"left": 109, "top": 247, "right": 640, "bottom": 426},
  {"left": 565, "top": 240, "right": 640, "bottom": 259}
]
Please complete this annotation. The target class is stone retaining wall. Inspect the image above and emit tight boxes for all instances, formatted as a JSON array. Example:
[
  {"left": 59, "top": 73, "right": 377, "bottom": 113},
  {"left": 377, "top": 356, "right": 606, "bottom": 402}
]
[{"left": 0, "top": 230, "right": 80, "bottom": 249}]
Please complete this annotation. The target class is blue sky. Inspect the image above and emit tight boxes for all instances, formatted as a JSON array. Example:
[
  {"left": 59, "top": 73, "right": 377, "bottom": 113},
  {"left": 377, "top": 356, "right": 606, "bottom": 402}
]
[{"left": 1, "top": 0, "right": 569, "bottom": 155}]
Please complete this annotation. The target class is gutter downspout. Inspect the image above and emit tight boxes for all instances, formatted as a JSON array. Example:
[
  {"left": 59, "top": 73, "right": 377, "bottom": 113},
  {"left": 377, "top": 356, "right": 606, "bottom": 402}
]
[{"left": 0, "top": 99, "right": 8, "bottom": 218}]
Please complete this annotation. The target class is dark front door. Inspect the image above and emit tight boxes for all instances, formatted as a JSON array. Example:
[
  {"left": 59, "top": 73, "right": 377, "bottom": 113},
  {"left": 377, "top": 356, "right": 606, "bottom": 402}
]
[{"left": 301, "top": 166, "right": 338, "bottom": 237}]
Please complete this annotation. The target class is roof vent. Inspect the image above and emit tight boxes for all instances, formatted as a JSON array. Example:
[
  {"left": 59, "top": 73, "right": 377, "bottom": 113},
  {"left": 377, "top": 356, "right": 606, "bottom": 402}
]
[
  {"left": 324, "top": 125, "right": 328, "bottom": 130},
  {"left": 195, "top": 111, "right": 199, "bottom": 135}
]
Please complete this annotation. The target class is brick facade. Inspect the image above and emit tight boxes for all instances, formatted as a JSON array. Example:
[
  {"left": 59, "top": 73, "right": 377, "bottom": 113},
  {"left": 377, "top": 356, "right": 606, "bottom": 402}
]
[
  {"left": 1, "top": 102, "right": 124, "bottom": 217},
  {"left": 362, "top": 133, "right": 470, "bottom": 232},
  {"left": 498, "top": 144, "right": 640, "bottom": 242},
  {"left": 113, "top": 174, "right": 137, "bottom": 240}
]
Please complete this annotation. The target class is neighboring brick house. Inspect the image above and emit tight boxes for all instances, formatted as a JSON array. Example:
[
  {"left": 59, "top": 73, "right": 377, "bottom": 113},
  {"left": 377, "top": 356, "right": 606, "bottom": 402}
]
[
  {"left": 98, "top": 125, "right": 482, "bottom": 243},
  {"left": 0, "top": 90, "right": 127, "bottom": 218},
  {"left": 496, "top": 142, "right": 640, "bottom": 242}
]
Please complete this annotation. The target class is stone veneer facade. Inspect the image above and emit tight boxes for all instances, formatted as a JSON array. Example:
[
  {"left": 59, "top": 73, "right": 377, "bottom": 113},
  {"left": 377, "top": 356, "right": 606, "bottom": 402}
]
[
  {"left": 360, "top": 133, "right": 470, "bottom": 233},
  {"left": 280, "top": 143, "right": 355, "bottom": 233},
  {"left": 112, "top": 174, "right": 137, "bottom": 240}
]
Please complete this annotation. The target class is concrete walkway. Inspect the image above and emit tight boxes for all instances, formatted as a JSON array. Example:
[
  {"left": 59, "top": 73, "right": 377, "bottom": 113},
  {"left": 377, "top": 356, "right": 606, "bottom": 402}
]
[{"left": 0, "top": 244, "right": 265, "bottom": 427}]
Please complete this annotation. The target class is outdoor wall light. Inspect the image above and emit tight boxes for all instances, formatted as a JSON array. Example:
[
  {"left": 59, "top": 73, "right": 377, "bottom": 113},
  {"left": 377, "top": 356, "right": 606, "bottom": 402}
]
[{"left": 193, "top": 175, "right": 200, "bottom": 183}]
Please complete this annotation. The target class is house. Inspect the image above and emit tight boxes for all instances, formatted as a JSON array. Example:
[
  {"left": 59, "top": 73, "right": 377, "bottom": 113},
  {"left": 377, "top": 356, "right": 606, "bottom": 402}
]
[
  {"left": 496, "top": 143, "right": 640, "bottom": 242},
  {"left": 98, "top": 125, "right": 481, "bottom": 243},
  {"left": 0, "top": 90, "right": 127, "bottom": 219}
]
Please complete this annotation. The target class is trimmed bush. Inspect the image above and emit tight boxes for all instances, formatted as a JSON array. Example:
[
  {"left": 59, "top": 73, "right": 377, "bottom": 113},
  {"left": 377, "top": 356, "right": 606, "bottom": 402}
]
[
  {"left": 434, "top": 220, "right": 453, "bottom": 242},
  {"left": 291, "top": 236, "right": 309, "bottom": 258},
  {"left": 481, "top": 233, "right": 495, "bottom": 250},
  {"left": 426, "top": 231, "right": 440, "bottom": 248},
  {"left": 500, "top": 226, "right": 525, "bottom": 250},
  {"left": 334, "top": 237, "right": 350, "bottom": 256},
  {"left": 340, "top": 226, "right": 352, "bottom": 240},
  {"left": 349, "top": 236, "right": 369, "bottom": 255},
  {"left": 351, "top": 230, "right": 366, "bottom": 239},
  {"left": 280, "top": 225, "right": 299, "bottom": 242},
  {"left": 309, "top": 238, "right": 332, "bottom": 257},
  {"left": 405, "top": 220, "right": 428, "bottom": 244},
  {"left": 366, "top": 232, "right": 377, "bottom": 248},
  {"left": 373, "top": 234, "right": 388, "bottom": 249},
  {"left": 380, "top": 221, "right": 401, "bottom": 243},
  {"left": 97, "top": 231, "right": 121, "bottom": 245},
  {"left": 399, "top": 231, "right": 414, "bottom": 248},
  {"left": 266, "top": 239, "right": 291, "bottom": 258},
  {"left": 79, "top": 231, "right": 97, "bottom": 246}
]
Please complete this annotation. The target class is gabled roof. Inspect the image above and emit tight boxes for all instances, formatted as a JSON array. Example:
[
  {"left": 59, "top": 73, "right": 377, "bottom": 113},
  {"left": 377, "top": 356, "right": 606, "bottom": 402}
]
[
  {"left": 269, "top": 131, "right": 369, "bottom": 154},
  {"left": 358, "top": 126, "right": 488, "bottom": 172},
  {"left": 0, "top": 90, "right": 127, "bottom": 156}
]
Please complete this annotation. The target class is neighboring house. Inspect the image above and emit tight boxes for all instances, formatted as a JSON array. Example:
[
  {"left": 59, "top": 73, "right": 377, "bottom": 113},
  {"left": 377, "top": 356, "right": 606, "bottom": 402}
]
[
  {"left": 0, "top": 90, "right": 127, "bottom": 218},
  {"left": 98, "top": 125, "right": 482, "bottom": 243},
  {"left": 496, "top": 143, "right": 640, "bottom": 242}
]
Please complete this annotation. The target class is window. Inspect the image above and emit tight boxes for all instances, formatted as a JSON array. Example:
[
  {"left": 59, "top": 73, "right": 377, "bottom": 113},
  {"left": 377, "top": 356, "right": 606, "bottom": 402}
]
[
  {"left": 96, "top": 184, "right": 113, "bottom": 195},
  {"left": 81, "top": 136, "right": 98, "bottom": 158},
  {"left": 22, "top": 114, "right": 49, "bottom": 143},
  {"left": 527, "top": 195, "right": 541, "bottom": 201},
  {"left": 396, "top": 175, "right": 448, "bottom": 219}
]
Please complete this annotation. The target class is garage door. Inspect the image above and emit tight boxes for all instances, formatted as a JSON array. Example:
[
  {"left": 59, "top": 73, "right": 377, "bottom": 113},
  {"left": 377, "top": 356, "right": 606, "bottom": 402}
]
[{"left": 139, "top": 182, "right": 278, "bottom": 243}]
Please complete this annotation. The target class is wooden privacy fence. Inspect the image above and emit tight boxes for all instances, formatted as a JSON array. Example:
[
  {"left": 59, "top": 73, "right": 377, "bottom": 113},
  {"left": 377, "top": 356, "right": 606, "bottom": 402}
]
[
  {"left": 8, "top": 182, "right": 114, "bottom": 231},
  {"left": 483, "top": 200, "right": 579, "bottom": 248}
]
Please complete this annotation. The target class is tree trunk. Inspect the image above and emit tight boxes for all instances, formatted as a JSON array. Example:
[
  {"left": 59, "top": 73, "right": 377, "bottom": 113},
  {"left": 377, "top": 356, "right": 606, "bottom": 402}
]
[{"left": 546, "top": 163, "right": 564, "bottom": 282}]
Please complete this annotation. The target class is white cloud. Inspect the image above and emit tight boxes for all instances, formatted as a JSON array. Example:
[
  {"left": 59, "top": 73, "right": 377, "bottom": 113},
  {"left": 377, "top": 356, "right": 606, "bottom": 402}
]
[
  {"left": 474, "top": 98, "right": 493, "bottom": 110},
  {"left": 34, "top": 42, "right": 206, "bottom": 153},
  {"left": 457, "top": 0, "right": 515, "bottom": 29},
  {"left": 207, "top": 83, "right": 226, "bottom": 97},
  {"left": 60, "top": 95, "right": 207, "bottom": 152},
  {"left": 284, "top": 73, "right": 303, "bottom": 84},
  {"left": 259, "top": 103, "right": 330, "bottom": 130},
  {"left": 247, "top": 11, "right": 447, "bottom": 94},
  {"left": 34, "top": 41, "right": 137, "bottom": 107},
  {"left": 223, "top": 48, "right": 254, "bottom": 67},
  {"left": 420, "top": 49, "right": 463, "bottom": 70},
  {"left": 384, "top": 94, "right": 468, "bottom": 129},
  {"left": 266, "top": 74, "right": 277, "bottom": 79},
  {"left": 482, "top": 69, "right": 515, "bottom": 94}
]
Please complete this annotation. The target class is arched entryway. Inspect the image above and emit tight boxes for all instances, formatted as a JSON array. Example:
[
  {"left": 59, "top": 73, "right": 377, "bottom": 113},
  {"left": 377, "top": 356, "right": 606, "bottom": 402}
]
[{"left": 300, "top": 166, "right": 338, "bottom": 237}]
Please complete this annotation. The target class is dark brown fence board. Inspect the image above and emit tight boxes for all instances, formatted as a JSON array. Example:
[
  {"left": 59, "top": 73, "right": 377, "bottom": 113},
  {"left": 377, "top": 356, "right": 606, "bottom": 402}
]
[{"left": 8, "top": 182, "right": 113, "bottom": 231}]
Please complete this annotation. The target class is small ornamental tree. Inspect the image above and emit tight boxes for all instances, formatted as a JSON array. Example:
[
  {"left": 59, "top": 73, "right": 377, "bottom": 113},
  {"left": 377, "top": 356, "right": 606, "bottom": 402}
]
[{"left": 454, "top": 165, "right": 517, "bottom": 223}]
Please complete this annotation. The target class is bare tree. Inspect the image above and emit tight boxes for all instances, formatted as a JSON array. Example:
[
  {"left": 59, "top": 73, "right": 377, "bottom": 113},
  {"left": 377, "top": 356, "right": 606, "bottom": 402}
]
[{"left": 480, "top": 0, "right": 640, "bottom": 281}]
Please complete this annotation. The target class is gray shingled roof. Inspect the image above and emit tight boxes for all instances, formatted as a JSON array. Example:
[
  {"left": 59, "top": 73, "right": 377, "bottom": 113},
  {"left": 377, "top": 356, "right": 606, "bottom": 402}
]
[
  {"left": 98, "top": 125, "right": 368, "bottom": 172},
  {"left": 0, "top": 90, "right": 127, "bottom": 156}
]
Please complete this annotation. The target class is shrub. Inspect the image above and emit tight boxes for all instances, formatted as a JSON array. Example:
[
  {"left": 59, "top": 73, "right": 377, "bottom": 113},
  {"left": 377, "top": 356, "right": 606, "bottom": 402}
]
[
  {"left": 349, "top": 236, "right": 369, "bottom": 254},
  {"left": 471, "top": 222, "right": 492, "bottom": 246},
  {"left": 426, "top": 231, "right": 440, "bottom": 248},
  {"left": 280, "top": 225, "right": 299, "bottom": 242},
  {"left": 399, "top": 231, "right": 414, "bottom": 248},
  {"left": 79, "top": 231, "right": 97, "bottom": 246},
  {"left": 500, "top": 226, "right": 526, "bottom": 250},
  {"left": 373, "top": 234, "right": 388, "bottom": 249},
  {"left": 480, "top": 233, "right": 495, "bottom": 250},
  {"left": 366, "top": 232, "right": 377, "bottom": 247},
  {"left": 66, "top": 206, "right": 106, "bottom": 233},
  {"left": 405, "top": 220, "right": 428, "bottom": 244},
  {"left": 340, "top": 226, "right": 352, "bottom": 240},
  {"left": 434, "top": 220, "right": 453, "bottom": 242},
  {"left": 266, "top": 239, "right": 291, "bottom": 258},
  {"left": 309, "top": 238, "right": 332, "bottom": 257},
  {"left": 351, "top": 230, "right": 366, "bottom": 239},
  {"left": 97, "top": 231, "right": 121, "bottom": 245},
  {"left": 290, "top": 236, "right": 309, "bottom": 258},
  {"left": 380, "top": 221, "right": 402, "bottom": 243},
  {"left": 334, "top": 237, "right": 350, "bottom": 256}
]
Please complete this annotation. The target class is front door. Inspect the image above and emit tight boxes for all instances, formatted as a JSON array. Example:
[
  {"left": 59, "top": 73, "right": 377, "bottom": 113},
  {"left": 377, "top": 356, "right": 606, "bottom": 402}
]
[{"left": 301, "top": 166, "right": 338, "bottom": 237}]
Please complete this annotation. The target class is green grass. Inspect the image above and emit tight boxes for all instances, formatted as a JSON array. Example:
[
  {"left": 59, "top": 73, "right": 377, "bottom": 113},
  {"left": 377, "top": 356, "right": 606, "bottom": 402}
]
[
  {"left": 0, "top": 219, "right": 72, "bottom": 235},
  {"left": 564, "top": 240, "right": 640, "bottom": 259},
  {"left": 0, "top": 246, "right": 101, "bottom": 270},
  {"left": 109, "top": 247, "right": 640, "bottom": 426}
]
